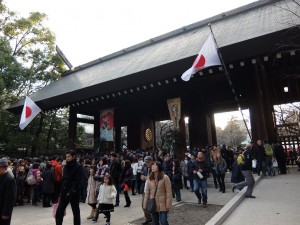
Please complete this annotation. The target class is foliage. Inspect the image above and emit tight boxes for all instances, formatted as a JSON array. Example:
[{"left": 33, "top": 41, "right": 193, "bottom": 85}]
[
  {"left": 0, "top": 0, "right": 78, "bottom": 157},
  {"left": 155, "top": 120, "right": 175, "bottom": 150},
  {"left": 274, "top": 102, "right": 300, "bottom": 136},
  {"left": 216, "top": 117, "right": 248, "bottom": 147}
]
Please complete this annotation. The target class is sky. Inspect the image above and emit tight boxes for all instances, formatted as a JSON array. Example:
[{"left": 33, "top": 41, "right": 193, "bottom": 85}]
[
  {"left": 6, "top": 0, "right": 257, "bottom": 66},
  {"left": 5, "top": 0, "right": 254, "bottom": 130}
]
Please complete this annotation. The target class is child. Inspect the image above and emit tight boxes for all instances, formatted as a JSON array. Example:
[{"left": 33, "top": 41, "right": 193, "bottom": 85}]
[
  {"left": 92, "top": 174, "right": 117, "bottom": 225},
  {"left": 86, "top": 165, "right": 97, "bottom": 219}
]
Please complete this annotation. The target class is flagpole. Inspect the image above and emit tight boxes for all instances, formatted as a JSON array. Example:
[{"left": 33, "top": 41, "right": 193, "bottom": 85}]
[{"left": 208, "top": 23, "right": 252, "bottom": 140}]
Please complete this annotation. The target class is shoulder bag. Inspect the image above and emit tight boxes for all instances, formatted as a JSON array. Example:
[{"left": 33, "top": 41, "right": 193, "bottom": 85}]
[{"left": 146, "top": 180, "right": 159, "bottom": 214}]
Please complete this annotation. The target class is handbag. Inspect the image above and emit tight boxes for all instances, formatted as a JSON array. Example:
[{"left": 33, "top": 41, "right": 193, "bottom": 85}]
[{"left": 146, "top": 180, "right": 159, "bottom": 214}]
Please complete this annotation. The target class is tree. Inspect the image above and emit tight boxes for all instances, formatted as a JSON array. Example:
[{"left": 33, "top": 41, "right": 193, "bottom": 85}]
[
  {"left": 216, "top": 117, "right": 248, "bottom": 147},
  {"left": 0, "top": 1, "right": 73, "bottom": 156},
  {"left": 155, "top": 120, "right": 174, "bottom": 151},
  {"left": 274, "top": 102, "right": 300, "bottom": 136}
]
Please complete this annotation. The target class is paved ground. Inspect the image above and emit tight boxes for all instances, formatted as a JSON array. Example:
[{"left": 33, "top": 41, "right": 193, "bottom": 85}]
[
  {"left": 11, "top": 183, "right": 234, "bottom": 225},
  {"left": 11, "top": 168, "right": 300, "bottom": 225},
  {"left": 222, "top": 167, "right": 300, "bottom": 225}
]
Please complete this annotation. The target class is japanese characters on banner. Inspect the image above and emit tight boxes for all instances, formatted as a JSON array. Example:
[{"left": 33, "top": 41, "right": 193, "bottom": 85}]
[
  {"left": 167, "top": 98, "right": 181, "bottom": 129},
  {"left": 100, "top": 108, "right": 114, "bottom": 141}
]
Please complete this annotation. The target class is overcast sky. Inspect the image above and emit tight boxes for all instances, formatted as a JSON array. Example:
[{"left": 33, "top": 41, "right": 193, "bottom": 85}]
[
  {"left": 6, "top": 0, "right": 254, "bottom": 130},
  {"left": 6, "top": 0, "right": 257, "bottom": 66}
]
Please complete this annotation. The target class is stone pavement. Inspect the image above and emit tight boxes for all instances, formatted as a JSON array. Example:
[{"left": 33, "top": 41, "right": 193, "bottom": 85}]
[
  {"left": 222, "top": 167, "right": 300, "bottom": 225},
  {"left": 11, "top": 182, "right": 235, "bottom": 225},
  {"left": 12, "top": 169, "right": 300, "bottom": 225}
]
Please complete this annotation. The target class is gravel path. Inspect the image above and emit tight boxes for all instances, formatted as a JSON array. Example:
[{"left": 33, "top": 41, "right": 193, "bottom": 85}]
[{"left": 130, "top": 202, "right": 223, "bottom": 225}]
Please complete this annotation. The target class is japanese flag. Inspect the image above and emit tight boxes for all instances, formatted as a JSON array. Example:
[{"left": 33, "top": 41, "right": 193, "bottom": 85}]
[
  {"left": 19, "top": 96, "right": 42, "bottom": 130},
  {"left": 181, "top": 35, "right": 221, "bottom": 81}
]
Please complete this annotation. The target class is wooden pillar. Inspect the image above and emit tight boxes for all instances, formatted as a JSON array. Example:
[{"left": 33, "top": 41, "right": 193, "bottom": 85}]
[
  {"left": 68, "top": 106, "right": 77, "bottom": 149},
  {"left": 114, "top": 121, "right": 122, "bottom": 151},
  {"left": 93, "top": 111, "right": 100, "bottom": 151},
  {"left": 174, "top": 115, "right": 187, "bottom": 161},
  {"left": 259, "top": 62, "right": 277, "bottom": 143},
  {"left": 188, "top": 108, "right": 210, "bottom": 148},
  {"left": 250, "top": 60, "right": 276, "bottom": 142},
  {"left": 127, "top": 118, "right": 141, "bottom": 150},
  {"left": 210, "top": 113, "right": 217, "bottom": 145}
]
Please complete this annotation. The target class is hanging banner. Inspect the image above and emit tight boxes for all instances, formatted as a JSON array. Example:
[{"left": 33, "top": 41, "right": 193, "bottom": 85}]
[
  {"left": 167, "top": 98, "right": 181, "bottom": 129},
  {"left": 100, "top": 108, "right": 114, "bottom": 141}
]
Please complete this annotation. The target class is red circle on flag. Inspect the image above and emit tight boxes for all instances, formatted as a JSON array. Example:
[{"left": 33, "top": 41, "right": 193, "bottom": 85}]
[
  {"left": 194, "top": 55, "right": 206, "bottom": 68},
  {"left": 26, "top": 106, "right": 32, "bottom": 118}
]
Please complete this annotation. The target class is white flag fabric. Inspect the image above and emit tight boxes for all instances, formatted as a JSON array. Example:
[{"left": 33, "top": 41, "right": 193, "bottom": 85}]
[
  {"left": 19, "top": 96, "right": 42, "bottom": 130},
  {"left": 181, "top": 35, "right": 221, "bottom": 81}
]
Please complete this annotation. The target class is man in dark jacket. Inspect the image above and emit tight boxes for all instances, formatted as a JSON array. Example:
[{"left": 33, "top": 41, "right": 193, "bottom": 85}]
[
  {"left": 0, "top": 157, "right": 17, "bottom": 225},
  {"left": 109, "top": 153, "right": 122, "bottom": 207},
  {"left": 232, "top": 144, "right": 256, "bottom": 198},
  {"left": 55, "top": 150, "right": 83, "bottom": 225},
  {"left": 192, "top": 152, "right": 209, "bottom": 207},
  {"left": 254, "top": 139, "right": 267, "bottom": 176}
]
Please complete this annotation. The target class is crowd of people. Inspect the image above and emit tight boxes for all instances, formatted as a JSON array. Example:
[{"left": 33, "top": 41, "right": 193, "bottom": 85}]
[{"left": 0, "top": 139, "right": 298, "bottom": 225}]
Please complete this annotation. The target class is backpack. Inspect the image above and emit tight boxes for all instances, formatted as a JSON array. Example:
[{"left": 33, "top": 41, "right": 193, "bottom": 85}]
[
  {"left": 264, "top": 144, "right": 273, "bottom": 156},
  {"left": 237, "top": 154, "right": 245, "bottom": 166},
  {"left": 26, "top": 168, "right": 36, "bottom": 185},
  {"left": 54, "top": 165, "right": 62, "bottom": 182}
]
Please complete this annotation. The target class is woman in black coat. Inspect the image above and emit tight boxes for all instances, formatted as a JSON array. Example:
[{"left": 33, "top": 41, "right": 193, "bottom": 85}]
[
  {"left": 42, "top": 163, "right": 55, "bottom": 207},
  {"left": 120, "top": 160, "right": 133, "bottom": 207},
  {"left": 172, "top": 159, "right": 183, "bottom": 202}
]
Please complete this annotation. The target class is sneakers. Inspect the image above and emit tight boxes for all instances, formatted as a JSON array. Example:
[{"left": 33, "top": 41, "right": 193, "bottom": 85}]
[
  {"left": 245, "top": 195, "right": 256, "bottom": 198},
  {"left": 232, "top": 186, "right": 236, "bottom": 193},
  {"left": 203, "top": 203, "right": 207, "bottom": 208}
]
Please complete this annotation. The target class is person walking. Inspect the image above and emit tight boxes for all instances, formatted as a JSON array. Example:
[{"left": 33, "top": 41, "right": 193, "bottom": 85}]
[
  {"left": 55, "top": 150, "right": 83, "bottom": 225},
  {"left": 92, "top": 174, "right": 117, "bottom": 225},
  {"left": 213, "top": 153, "right": 227, "bottom": 193},
  {"left": 141, "top": 156, "right": 153, "bottom": 225},
  {"left": 192, "top": 152, "right": 209, "bottom": 207},
  {"left": 86, "top": 165, "right": 97, "bottom": 220},
  {"left": 172, "top": 159, "right": 182, "bottom": 202},
  {"left": 254, "top": 140, "right": 267, "bottom": 176},
  {"left": 143, "top": 161, "right": 172, "bottom": 225},
  {"left": 0, "top": 157, "right": 17, "bottom": 225},
  {"left": 232, "top": 144, "right": 256, "bottom": 198},
  {"left": 109, "top": 153, "right": 122, "bottom": 207},
  {"left": 120, "top": 160, "right": 133, "bottom": 207}
]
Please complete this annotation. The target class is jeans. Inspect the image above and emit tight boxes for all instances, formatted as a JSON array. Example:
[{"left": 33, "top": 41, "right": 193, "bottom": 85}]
[
  {"left": 173, "top": 188, "right": 181, "bottom": 201},
  {"left": 256, "top": 161, "right": 267, "bottom": 176},
  {"left": 193, "top": 179, "right": 207, "bottom": 204},
  {"left": 151, "top": 211, "right": 169, "bottom": 225},
  {"left": 211, "top": 170, "right": 218, "bottom": 188},
  {"left": 266, "top": 156, "right": 273, "bottom": 176},
  {"left": 234, "top": 170, "right": 255, "bottom": 196},
  {"left": 216, "top": 173, "right": 225, "bottom": 192},
  {"left": 188, "top": 178, "right": 194, "bottom": 190},
  {"left": 32, "top": 184, "right": 41, "bottom": 205},
  {"left": 55, "top": 194, "right": 81, "bottom": 225}
]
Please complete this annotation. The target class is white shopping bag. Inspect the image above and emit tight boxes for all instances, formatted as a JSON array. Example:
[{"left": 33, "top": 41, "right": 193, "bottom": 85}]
[{"left": 252, "top": 159, "right": 257, "bottom": 168}]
